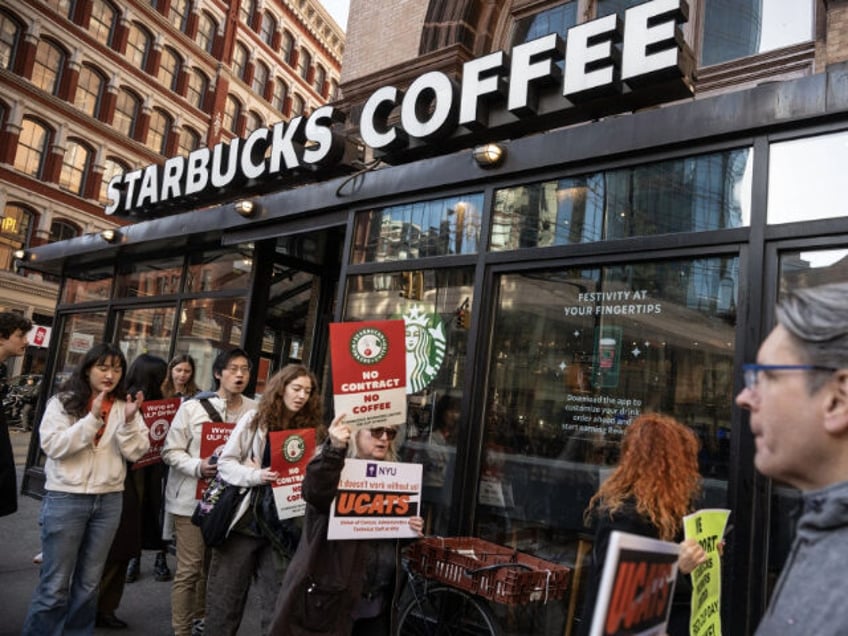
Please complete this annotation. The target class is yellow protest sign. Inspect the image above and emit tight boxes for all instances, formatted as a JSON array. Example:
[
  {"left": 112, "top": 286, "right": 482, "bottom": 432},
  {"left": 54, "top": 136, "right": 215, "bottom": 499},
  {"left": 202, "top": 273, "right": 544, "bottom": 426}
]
[{"left": 683, "top": 508, "right": 730, "bottom": 636}]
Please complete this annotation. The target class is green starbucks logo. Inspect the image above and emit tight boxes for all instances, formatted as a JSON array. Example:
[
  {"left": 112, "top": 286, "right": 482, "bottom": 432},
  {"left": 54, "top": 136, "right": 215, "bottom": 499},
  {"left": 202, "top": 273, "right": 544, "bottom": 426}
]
[
  {"left": 402, "top": 305, "right": 447, "bottom": 394},
  {"left": 282, "top": 434, "right": 307, "bottom": 463},
  {"left": 350, "top": 327, "right": 389, "bottom": 365}
]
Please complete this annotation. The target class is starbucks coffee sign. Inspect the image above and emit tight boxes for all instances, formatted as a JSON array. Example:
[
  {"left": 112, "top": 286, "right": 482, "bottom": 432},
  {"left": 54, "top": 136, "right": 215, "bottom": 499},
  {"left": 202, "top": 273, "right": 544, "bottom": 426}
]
[{"left": 105, "top": 0, "right": 692, "bottom": 217}]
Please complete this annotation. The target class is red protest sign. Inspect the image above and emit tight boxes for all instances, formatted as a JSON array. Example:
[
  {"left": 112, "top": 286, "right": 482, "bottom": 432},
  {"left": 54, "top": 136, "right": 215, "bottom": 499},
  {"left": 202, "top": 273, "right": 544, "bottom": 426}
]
[
  {"left": 268, "top": 428, "right": 316, "bottom": 519},
  {"left": 132, "top": 398, "right": 181, "bottom": 470},
  {"left": 195, "top": 421, "right": 236, "bottom": 499}
]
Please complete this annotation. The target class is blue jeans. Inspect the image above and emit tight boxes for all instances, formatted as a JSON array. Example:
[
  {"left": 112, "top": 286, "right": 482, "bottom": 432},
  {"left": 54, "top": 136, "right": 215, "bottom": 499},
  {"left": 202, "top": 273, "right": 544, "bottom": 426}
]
[{"left": 23, "top": 491, "right": 123, "bottom": 636}]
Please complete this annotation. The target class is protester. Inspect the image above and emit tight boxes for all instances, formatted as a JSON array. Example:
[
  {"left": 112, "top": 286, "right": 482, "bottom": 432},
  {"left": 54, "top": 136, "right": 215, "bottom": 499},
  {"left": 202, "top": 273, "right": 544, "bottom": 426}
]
[
  {"left": 22, "top": 343, "right": 149, "bottom": 634},
  {"left": 205, "top": 364, "right": 327, "bottom": 635},
  {"left": 578, "top": 413, "right": 708, "bottom": 636},
  {"left": 163, "top": 348, "right": 257, "bottom": 636},
  {"left": 269, "top": 416, "right": 424, "bottom": 636},
  {"left": 162, "top": 353, "right": 200, "bottom": 399},
  {"left": 736, "top": 282, "right": 848, "bottom": 635},
  {"left": 0, "top": 311, "right": 32, "bottom": 518},
  {"left": 96, "top": 353, "right": 170, "bottom": 628}
]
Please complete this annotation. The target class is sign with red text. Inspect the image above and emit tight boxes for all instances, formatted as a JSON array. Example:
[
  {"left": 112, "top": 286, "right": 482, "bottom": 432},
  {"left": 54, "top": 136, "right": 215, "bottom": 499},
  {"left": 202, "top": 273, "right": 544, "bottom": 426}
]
[
  {"left": 330, "top": 320, "right": 407, "bottom": 430},
  {"left": 195, "top": 421, "right": 236, "bottom": 499},
  {"left": 589, "top": 531, "right": 680, "bottom": 636},
  {"left": 328, "top": 458, "right": 422, "bottom": 540},
  {"left": 269, "top": 428, "right": 317, "bottom": 519},
  {"left": 132, "top": 398, "right": 181, "bottom": 469}
]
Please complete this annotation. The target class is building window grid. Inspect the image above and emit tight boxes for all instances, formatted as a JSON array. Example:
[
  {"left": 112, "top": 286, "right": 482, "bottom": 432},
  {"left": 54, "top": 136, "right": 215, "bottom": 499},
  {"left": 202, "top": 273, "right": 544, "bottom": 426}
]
[
  {"left": 1, "top": 11, "right": 22, "bottom": 70},
  {"left": 298, "top": 48, "right": 311, "bottom": 81},
  {"left": 281, "top": 30, "right": 294, "bottom": 66},
  {"left": 147, "top": 109, "right": 172, "bottom": 155},
  {"left": 126, "top": 23, "right": 151, "bottom": 70},
  {"left": 186, "top": 68, "right": 208, "bottom": 110},
  {"left": 159, "top": 47, "right": 181, "bottom": 92},
  {"left": 168, "top": 0, "right": 190, "bottom": 32},
  {"left": 260, "top": 12, "right": 277, "bottom": 45},
  {"left": 233, "top": 42, "right": 249, "bottom": 81},
  {"left": 14, "top": 118, "right": 50, "bottom": 178},
  {"left": 272, "top": 78, "right": 288, "bottom": 112},
  {"left": 89, "top": 0, "right": 116, "bottom": 47},
  {"left": 100, "top": 157, "right": 129, "bottom": 203},
  {"left": 314, "top": 64, "right": 326, "bottom": 95},
  {"left": 49, "top": 219, "right": 79, "bottom": 243},
  {"left": 75, "top": 65, "right": 105, "bottom": 118},
  {"left": 222, "top": 95, "right": 241, "bottom": 134},
  {"left": 178, "top": 126, "right": 201, "bottom": 156},
  {"left": 252, "top": 60, "right": 269, "bottom": 95},
  {"left": 291, "top": 93, "right": 304, "bottom": 117},
  {"left": 0, "top": 204, "right": 33, "bottom": 273},
  {"left": 32, "top": 40, "right": 65, "bottom": 95},
  {"left": 240, "top": 0, "right": 256, "bottom": 26},
  {"left": 44, "top": 0, "right": 74, "bottom": 19},
  {"left": 58, "top": 140, "right": 91, "bottom": 195},
  {"left": 196, "top": 12, "right": 217, "bottom": 54},
  {"left": 113, "top": 88, "right": 141, "bottom": 137}
]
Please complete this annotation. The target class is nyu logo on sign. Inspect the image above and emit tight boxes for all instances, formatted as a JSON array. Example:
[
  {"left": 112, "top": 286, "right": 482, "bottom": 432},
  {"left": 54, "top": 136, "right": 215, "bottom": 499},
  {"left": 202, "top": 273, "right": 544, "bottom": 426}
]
[
  {"left": 365, "top": 463, "right": 398, "bottom": 477},
  {"left": 366, "top": 463, "right": 378, "bottom": 478}
]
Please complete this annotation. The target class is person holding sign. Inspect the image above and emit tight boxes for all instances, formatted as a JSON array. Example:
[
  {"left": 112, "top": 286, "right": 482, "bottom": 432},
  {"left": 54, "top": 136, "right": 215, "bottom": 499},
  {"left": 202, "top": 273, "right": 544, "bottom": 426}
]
[
  {"left": 162, "top": 348, "right": 257, "bottom": 636},
  {"left": 737, "top": 283, "right": 848, "bottom": 635},
  {"left": 270, "top": 417, "right": 424, "bottom": 636},
  {"left": 578, "top": 413, "right": 709, "bottom": 636},
  {"left": 205, "top": 364, "right": 325, "bottom": 635},
  {"left": 22, "top": 343, "right": 149, "bottom": 635}
]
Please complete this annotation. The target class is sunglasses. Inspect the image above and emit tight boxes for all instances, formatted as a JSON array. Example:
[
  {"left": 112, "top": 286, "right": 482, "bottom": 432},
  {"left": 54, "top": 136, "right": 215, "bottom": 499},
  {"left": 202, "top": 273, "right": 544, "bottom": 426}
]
[{"left": 367, "top": 427, "right": 398, "bottom": 440}]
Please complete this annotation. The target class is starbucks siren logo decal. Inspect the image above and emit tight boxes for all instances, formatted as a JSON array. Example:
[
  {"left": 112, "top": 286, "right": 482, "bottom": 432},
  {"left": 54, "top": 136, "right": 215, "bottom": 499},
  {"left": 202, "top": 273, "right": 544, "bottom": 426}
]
[
  {"left": 402, "top": 305, "right": 447, "bottom": 394},
  {"left": 350, "top": 327, "right": 389, "bottom": 365},
  {"left": 282, "top": 434, "right": 307, "bottom": 463}
]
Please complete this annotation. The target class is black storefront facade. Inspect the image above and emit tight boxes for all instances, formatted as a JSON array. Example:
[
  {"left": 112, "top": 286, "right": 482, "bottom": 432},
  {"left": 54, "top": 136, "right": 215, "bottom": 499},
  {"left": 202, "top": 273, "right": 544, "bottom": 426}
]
[{"left": 21, "top": 54, "right": 848, "bottom": 633}]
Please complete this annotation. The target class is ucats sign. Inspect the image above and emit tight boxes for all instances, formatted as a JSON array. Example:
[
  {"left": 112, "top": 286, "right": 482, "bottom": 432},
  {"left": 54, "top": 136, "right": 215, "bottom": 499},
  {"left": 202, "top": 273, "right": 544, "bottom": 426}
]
[{"left": 105, "top": 0, "right": 692, "bottom": 217}]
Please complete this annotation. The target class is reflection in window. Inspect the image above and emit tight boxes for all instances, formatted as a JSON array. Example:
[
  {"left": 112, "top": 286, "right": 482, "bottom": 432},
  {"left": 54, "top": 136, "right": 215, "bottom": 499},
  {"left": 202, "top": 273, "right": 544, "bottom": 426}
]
[
  {"left": 702, "top": 0, "right": 812, "bottom": 66},
  {"left": 0, "top": 204, "right": 33, "bottom": 272},
  {"left": 60, "top": 266, "right": 114, "bottom": 304},
  {"left": 52, "top": 312, "right": 108, "bottom": 394},
  {"left": 116, "top": 255, "right": 184, "bottom": 298},
  {"left": 74, "top": 64, "right": 105, "bottom": 117},
  {"left": 177, "top": 297, "right": 247, "bottom": 378},
  {"left": 118, "top": 306, "right": 177, "bottom": 363},
  {"left": 89, "top": 0, "right": 117, "bottom": 47},
  {"left": 186, "top": 246, "right": 253, "bottom": 293},
  {"left": 32, "top": 39, "right": 65, "bottom": 95},
  {"left": 768, "top": 130, "right": 848, "bottom": 225},
  {"left": 352, "top": 193, "right": 484, "bottom": 264},
  {"left": 511, "top": 2, "right": 576, "bottom": 46},
  {"left": 490, "top": 148, "right": 751, "bottom": 251},
  {"left": 1, "top": 11, "right": 23, "bottom": 70},
  {"left": 14, "top": 118, "right": 50, "bottom": 178},
  {"left": 58, "top": 140, "right": 91, "bottom": 195}
]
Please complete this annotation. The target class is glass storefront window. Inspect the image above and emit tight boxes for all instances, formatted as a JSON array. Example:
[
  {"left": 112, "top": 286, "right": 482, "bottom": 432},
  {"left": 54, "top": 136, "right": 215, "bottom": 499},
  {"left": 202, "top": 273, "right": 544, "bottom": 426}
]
[
  {"left": 60, "top": 266, "right": 114, "bottom": 304},
  {"left": 491, "top": 149, "right": 751, "bottom": 251},
  {"left": 115, "top": 256, "right": 184, "bottom": 297},
  {"left": 351, "top": 194, "right": 484, "bottom": 264},
  {"left": 477, "top": 255, "right": 737, "bottom": 630},
  {"left": 116, "top": 306, "right": 176, "bottom": 364},
  {"left": 343, "top": 267, "right": 474, "bottom": 535},
  {"left": 186, "top": 245, "right": 254, "bottom": 293},
  {"left": 52, "top": 312, "right": 108, "bottom": 393},
  {"left": 768, "top": 130, "right": 848, "bottom": 225},
  {"left": 701, "top": 0, "right": 812, "bottom": 67}
]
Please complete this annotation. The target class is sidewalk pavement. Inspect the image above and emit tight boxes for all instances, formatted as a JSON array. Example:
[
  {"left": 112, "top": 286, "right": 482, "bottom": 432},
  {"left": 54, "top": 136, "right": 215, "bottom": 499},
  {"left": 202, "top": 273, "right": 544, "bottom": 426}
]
[{"left": 0, "top": 429, "right": 262, "bottom": 635}]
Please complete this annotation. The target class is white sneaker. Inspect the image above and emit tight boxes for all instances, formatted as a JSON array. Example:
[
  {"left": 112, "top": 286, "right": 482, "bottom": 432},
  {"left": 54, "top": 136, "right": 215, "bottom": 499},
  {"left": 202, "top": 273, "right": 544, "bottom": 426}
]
[{"left": 33, "top": 552, "right": 43, "bottom": 564}]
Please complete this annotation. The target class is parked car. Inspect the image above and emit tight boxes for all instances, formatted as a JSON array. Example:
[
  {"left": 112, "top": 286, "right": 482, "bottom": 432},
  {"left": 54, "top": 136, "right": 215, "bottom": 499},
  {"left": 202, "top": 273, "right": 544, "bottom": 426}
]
[{"left": 3, "top": 374, "right": 43, "bottom": 431}]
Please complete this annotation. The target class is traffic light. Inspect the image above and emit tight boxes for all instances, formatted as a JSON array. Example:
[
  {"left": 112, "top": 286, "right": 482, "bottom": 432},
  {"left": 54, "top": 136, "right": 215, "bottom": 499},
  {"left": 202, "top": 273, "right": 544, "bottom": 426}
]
[
  {"left": 400, "top": 271, "right": 424, "bottom": 300},
  {"left": 455, "top": 298, "right": 470, "bottom": 329}
]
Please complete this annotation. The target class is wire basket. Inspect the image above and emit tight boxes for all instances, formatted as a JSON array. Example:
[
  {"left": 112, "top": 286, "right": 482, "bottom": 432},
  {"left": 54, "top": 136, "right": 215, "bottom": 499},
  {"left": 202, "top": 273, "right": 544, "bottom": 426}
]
[{"left": 406, "top": 537, "right": 571, "bottom": 606}]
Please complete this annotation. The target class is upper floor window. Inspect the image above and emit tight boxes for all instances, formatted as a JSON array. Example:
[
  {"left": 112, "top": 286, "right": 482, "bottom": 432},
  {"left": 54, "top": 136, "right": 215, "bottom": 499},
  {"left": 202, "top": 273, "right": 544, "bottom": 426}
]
[
  {"left": 298, "top": 48, "right": 311, "bottom": 81},
  {"left": 260, "top": 12, "right": 277, "bottom": 45},
  {"left": 232, "top": 42, "right": 249, "bottom": 81},
  {"left": 329, "top": 79, "right": 339, "bottom": 101},
  {"left": 253, "top": 60, "right": 269, "bottom": 95},
  {"left": 700, "top": 0, "right": 813, "bottom": 66},
  {"left": 100, "top": 157, "right": 130, "bottom": 204},
  {"left": 113, "top": 88, "right": 141, "bottom": 138},
  {"left": 178, "top": 126, "right": 201, "bottom": 156},
  {"left": 291, "top": 93, "right": 304, "bottom": 117},
  {"left": 44, "top": 0, "right": 73, "bottom": 19},
  {"left": 240, "top": 0, "right": 256, "bottom": 26},
  {"left": 0, "top": 10, "right": 23, "bottom": 70},
  {"left": 314, "top": 64, "right": 326, "bottom": 95},
  {"left": 281, "top": 30, "right": 295, "bottom": 66},
  {"left": 126, "top": 22, "right": 152, "bottom": 70},
  {"left": 196, "top": 11, "right": 217, "bottom": 54},
  {"left": 0, "top": 204, "right": 34, "bottom": 273},
  {"left": 74, "top": 64, "right": 106, "bottom": 118},
  {"left": 58, "top": 140, "right": 92, "bottom": 195},
  {"left": 169, "top": 0, "right": 190, "bottom": 32},
  {"left": 89, "top": 0, "right": 117, "bottom": 47},
  {"left": 186, "top": 67, "right": 209, "bottom": 110},
  {"left": 159, "top": 47, "right": 182, "bottom": 91},
  {"left": 245, "top": 110, "right": 263, "bottom": 134},
  {"left": 273, "top": 78, "right": 288, "bottom": 112},
  {"left": 222, "top": 95, "right": 241, "bottom": 134},
  {"left": 512, "top": 1, "right": 577, "bottom": 46},
  {"left": 14, "top": 118, "right": 51, "bottom": 178},
  {"left": 49, "top": 219, "right": 80, "bottom": 243},
  {"left": 32, "top": 39, "right": 66, "bottom": 95},
  {"left": 147, "top": 108, "right": 173, "bottom": 154}
]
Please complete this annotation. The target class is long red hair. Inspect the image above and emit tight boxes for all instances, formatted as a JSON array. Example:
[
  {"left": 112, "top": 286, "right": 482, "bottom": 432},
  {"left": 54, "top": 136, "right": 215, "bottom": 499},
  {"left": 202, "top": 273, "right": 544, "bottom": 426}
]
[{"left": 585, "top": 413, "right": 701, "bottom": 540}]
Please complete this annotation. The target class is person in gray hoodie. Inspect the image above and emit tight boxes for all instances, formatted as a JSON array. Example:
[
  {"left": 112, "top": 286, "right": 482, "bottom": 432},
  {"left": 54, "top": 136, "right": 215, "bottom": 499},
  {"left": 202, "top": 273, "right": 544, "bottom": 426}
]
[{"left": 736, "top": 282, "right": 848, "bottom": 635}]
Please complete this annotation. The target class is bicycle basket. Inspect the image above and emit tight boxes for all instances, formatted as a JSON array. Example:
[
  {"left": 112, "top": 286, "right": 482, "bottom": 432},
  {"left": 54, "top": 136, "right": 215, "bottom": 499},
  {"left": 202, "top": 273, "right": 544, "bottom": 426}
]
[{"left": 405, "top": 537, "right": 570, "bottom": 606}]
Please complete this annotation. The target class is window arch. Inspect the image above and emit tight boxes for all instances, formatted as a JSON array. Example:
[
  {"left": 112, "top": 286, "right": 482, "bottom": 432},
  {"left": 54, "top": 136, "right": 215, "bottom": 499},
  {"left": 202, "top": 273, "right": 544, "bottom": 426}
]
[
  {"left": 58, "top": 139, "right": 93, "bottom": 195},
  {"left": 178, "top": 126, "right": 201, "bottom": 156},
  {"left": 0, "top": 10, "right": 23, "bottom": 71},
  {"left": 260, "top": 12, "right": 277, "bottom": 45},
  {"left": 74, "top": 63, "right": 106, "bottom": 118},
  {"left": 245, "top": 110, "right": 263, "bottom": 134},
  {"left": 272, "top": 78, "right": 288, "bottom": 112},
  {"left": 314, "top": 64, "right": 326, "bottom": 95},
  {"left": 89, "top": 0, "right": 117, "bottom": 47},
  {"left": 222, "top": 94, "right": 242, "bottom": 134},
  {"left": 196, "top": 11, "right": 217, "bottom": 54},
  {"left": 281, "top": 30, "right": 295, "bottom": 66},
  {"left": 298, "top": 48, "right": 311, "bottom": 81},
  {"left": 232, "top": 42, "right": 249, "bottom": 81},
  {"left": 32, "top": 38, "right": 67, "bottom": 95},
  {"left": 252, "top": 59, "right": 269, "bottom": 95},
  {"left": 126, "top": 22, "right": 152, "bottom": 70},
  {"left": 291, "top": 93, "right": 304, "bottom": 117},
  {"left": 100, "top": 156, "right": 130, "bottom": 203},
  {"left": 14, "top": 118, "right": 51, "bottom": 178},
  {"left": 0, "top": 203, "right": 34, "bottom": 273},
  {"left": 186, "top": 67, "right": 209, "bottom": 110},
  {"left": 159, "top": 47, "right": 182, "bottom": 91},
  {"left": 169, "top": 0, "right": 190, "bottom": 32},
  {"left": 147, "top": 108, "right": 173, "bottom": 154},
  {"left": 49, "top": 218, "right": 80, "bottom": 243},
  {"left": 113, "top": 87, "right": 142, "bottom": 137}
]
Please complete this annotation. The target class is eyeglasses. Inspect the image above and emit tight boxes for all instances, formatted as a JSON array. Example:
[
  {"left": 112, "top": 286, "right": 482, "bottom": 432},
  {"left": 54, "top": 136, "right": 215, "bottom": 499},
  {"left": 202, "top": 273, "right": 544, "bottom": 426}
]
[
  {"left": 368, "top": 427, "right": 398, "bottom": 441},
  {"left": 742, "top": 363, "right": 837, "bottom": 391},
  {"left": 225, "top": 365, "right": 251, "bottom": 374}
]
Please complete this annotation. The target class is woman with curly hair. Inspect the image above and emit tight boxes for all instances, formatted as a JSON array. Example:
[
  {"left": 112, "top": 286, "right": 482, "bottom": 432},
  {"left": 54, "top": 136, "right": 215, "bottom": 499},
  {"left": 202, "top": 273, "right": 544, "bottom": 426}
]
[
  {"left": 204, "top": 364, "right": 327, "bottom": 635},
  {"left": 578, "top": 413, "right": 709, "bottom": 636}
]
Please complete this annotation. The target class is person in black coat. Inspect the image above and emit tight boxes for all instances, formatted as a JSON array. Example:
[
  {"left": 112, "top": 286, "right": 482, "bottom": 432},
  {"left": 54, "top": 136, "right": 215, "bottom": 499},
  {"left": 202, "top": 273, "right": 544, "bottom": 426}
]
[{"left": 0, "top": 312, "right": 32, "bottom": 518}]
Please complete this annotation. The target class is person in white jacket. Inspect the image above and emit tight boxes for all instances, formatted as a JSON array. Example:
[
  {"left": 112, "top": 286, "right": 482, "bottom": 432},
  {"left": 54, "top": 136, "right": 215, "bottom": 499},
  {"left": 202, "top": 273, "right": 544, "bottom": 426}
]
[
  {"left": 22, "top": 343, "right": 149, "bottom": 635},
  {"left": 205, "top": 364, "right": 327, "bottom": 635},
  {"left": 162, "top": 348, "right": 257, "bottom": 636}
]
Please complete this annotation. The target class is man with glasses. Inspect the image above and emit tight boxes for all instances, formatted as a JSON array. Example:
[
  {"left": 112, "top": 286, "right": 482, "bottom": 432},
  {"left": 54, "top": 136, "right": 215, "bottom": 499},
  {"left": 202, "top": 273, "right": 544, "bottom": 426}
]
[{"left": 736, "top": 282, "right": 848, "bottom": 635}]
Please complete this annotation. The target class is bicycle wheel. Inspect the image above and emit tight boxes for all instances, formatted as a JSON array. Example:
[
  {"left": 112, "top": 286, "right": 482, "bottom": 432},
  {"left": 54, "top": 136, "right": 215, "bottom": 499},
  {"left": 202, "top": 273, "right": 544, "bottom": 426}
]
[{"left": 396, "top": 585, "right": 499, "bottom": 636}]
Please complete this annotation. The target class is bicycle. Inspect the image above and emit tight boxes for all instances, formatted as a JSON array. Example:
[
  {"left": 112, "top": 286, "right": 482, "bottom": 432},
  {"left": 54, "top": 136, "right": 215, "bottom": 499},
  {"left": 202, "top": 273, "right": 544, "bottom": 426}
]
[{"left": 395, "top": 537, "right": 571, "bottom": 636}]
